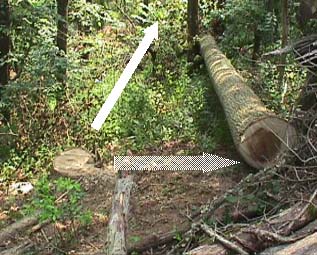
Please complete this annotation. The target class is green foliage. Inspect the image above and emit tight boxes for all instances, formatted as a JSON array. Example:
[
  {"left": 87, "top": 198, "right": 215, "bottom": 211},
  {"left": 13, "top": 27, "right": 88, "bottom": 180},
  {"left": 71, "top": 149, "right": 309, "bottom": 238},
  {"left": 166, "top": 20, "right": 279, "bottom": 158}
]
[
  {"left": 69, "top": 0, "right": 111, "bottom": 32},
  {"left": 24, "top": 175, "right": 92, "bottom": 225},
  {"left": 173, "top": 231, "right": 183, "bottom": 242},
  {"left": 200, "top": 0, "right": 306, "bottom": 114},
  {"left": 201, "top": 0, "right": 278, "bottom": 57},
  {"left": 1, "top": 2, "right": 309, "bottom": 243},
  {"left": 129, "top": 235, "right": 142, "bottom": 243},
  {"left": 259, "top": 58, "right": 306, "bottom": 114}
]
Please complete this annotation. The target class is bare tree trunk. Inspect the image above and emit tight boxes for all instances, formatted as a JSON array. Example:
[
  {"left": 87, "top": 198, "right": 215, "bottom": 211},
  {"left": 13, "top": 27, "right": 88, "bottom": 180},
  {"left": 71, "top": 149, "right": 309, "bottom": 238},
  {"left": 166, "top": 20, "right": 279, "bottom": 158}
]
[
  {"left": 187, "top": 0, "right": 199, "bottom": 62},
  {"left": 0, "top": 0, "right": 10, "bottom": 86},
  {"left": 278, "top": 0, "right": 289, "bottom": 103},
  {"left": 56, "top": 0, "right": 69, "bottom": 83},
  {"left": 56, "top": 0, "right": 68, "bottom": 54},
  {"left": 296, "top": 0, "right": 317, "bottom": 110},
  {"left": 280, "top": 0, "right": 289, "bottom": 61},
  {"left": 141, "top": 0, "right": 149, "bottom": 21},
  {"left": 252, "top": 27, "right": 261, "bottom": 61}
]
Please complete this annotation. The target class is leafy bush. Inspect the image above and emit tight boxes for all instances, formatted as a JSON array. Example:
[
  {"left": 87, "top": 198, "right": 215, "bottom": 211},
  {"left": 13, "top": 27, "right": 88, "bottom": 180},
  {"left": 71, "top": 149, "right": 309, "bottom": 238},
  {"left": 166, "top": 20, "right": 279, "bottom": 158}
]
[{"left": 25, "top": 175, "right": 92, "bottom": 225}]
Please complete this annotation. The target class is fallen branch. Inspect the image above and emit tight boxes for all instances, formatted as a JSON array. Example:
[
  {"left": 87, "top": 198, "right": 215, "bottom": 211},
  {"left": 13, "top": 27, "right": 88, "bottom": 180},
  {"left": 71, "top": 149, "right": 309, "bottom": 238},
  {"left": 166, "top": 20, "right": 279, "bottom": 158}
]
[
  {"left": 200, "top": 223, "right": 248, "bottom": 255},
  {"left": 242, "top": 227, "right": 309, "bottom": 244},
  {"left": 262, "top": 34, "right": 317, "bottom": 57},
  {"left": 30, "top": 219, "right": 50, "bottom": 233},
  {"left": 184, "top": 244, "right": 226, "bottom": 255},
  {"left": 128, "top": 224, "right": 191, "bottom": 254},
  {"left": 0, "top": 188, "right": 78, "bottom": 245}
]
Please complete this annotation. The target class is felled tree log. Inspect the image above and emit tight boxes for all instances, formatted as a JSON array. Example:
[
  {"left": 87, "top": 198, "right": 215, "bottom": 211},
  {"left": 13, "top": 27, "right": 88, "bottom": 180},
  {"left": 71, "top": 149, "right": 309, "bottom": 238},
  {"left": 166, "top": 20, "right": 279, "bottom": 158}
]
[
  {"left": 200, "top": 35, "right": 296, "bottom": 169},
  {"left": 105, "top": 171, "right": 134, "bottom": 255}
]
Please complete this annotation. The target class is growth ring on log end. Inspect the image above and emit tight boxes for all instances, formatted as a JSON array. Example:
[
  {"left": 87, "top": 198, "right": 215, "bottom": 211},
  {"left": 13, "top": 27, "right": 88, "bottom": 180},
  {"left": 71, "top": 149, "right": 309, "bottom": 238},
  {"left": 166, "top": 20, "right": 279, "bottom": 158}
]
[{"left": 238, "top": 116, "right": 296, "bottom": 168}]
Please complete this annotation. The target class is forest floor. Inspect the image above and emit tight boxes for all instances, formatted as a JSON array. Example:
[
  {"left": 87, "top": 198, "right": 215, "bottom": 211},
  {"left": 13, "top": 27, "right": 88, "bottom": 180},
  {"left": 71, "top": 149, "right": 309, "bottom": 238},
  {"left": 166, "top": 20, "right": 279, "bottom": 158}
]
[
  {"left": 0, "top": 136, "right": 253, "bottom": 255},
  {"left": 52, "top": 143, "right": 250, "bottom": 255}
]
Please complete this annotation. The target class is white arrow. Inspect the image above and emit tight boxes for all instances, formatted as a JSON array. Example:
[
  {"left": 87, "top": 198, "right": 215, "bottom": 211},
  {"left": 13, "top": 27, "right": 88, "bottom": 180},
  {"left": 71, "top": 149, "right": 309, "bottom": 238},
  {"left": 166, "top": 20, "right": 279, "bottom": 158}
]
[
  {"left": 114, "top": 153, "right": 239, "bottom": 173},
  {"left": 91, "top": 22, "right": 159, "bottom": 131}
]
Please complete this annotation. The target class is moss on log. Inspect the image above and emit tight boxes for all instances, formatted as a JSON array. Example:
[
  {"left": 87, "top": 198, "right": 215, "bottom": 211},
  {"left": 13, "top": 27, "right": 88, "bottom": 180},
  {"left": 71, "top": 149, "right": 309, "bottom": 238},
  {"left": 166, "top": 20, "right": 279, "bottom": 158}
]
[{"left": 200, "top": 35, "right": 296, "bottom": 168}]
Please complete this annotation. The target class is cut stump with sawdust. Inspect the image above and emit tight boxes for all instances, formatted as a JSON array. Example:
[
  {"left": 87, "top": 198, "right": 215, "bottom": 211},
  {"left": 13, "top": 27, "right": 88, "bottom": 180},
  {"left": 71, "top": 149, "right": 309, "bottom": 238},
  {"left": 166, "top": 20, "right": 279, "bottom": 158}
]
[
  {"left": 200, "top": 34, "right": 297, "bottom": 169},
  {"left": 53, "top": 148, "right": 104, "bottom": 177}
]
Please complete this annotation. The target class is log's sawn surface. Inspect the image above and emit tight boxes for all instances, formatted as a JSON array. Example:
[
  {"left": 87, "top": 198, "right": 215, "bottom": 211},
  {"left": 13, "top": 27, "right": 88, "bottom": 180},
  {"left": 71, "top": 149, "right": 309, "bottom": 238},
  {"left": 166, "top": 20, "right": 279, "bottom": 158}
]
[{"left": 200, "top": 35, "right": 297, "bottom": 168}]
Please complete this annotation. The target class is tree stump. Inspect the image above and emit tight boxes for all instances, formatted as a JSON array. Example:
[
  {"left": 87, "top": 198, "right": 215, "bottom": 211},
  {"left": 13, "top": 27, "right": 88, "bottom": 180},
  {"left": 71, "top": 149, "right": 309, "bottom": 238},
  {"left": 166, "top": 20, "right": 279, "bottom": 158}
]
[{"left": 53, "top": 148, "right": 100, "bottom": 177}]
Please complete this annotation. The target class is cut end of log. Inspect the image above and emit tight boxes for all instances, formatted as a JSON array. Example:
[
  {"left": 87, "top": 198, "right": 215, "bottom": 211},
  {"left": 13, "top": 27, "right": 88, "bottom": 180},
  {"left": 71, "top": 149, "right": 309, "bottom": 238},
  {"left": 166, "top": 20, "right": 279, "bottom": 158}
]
[{"left": 238, "top": 116, "right": 296, "bottom": 169}]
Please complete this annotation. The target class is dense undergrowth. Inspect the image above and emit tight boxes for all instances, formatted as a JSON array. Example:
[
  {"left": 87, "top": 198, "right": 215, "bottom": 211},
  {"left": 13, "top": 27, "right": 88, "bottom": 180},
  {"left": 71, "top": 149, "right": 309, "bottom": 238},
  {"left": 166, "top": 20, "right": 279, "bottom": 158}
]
[{"left": 0, "top": 1, "right": 231, "bottom": 183}]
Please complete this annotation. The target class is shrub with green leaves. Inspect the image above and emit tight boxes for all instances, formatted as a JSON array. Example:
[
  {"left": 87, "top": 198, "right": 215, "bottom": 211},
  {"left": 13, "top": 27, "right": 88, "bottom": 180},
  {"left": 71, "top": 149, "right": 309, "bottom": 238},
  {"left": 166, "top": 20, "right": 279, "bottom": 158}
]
[{"left": 25, "top": 175, "right": 92, "bottom": 225}]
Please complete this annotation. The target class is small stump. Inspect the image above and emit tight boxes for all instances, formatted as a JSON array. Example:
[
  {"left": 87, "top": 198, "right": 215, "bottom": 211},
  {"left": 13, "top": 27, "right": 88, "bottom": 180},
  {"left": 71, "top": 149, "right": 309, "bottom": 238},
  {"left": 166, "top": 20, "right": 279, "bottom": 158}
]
[{"left": 53, "top": 148, "right": 99, "bottom": 177}]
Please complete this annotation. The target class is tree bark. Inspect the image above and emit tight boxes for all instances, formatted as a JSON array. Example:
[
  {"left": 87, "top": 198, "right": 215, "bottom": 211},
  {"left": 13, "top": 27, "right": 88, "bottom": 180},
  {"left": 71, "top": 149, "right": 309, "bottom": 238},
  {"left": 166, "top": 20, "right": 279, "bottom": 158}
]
[
  {"left": 200, "top": 34, "right": 296, "bottom": 169},
  {"left": 56, "top": 0, "right": 68, "bottom": 54},
  {"left": 187, "top": 0, "right": 199, "bottom": 61},
  {"left": 278, "top": 0, "right": 289, "bottom": 103},
  {"left": 56, "top": 0, "right": 69, "bottom": 83},
  {"left": 252, "top": 27, "right": 261, "bottom": 61},
  {"left": 106, "top": 171, "right": 134, "bottom": 255},
  {"left": 0, "top": 0, "right": 10, "bottom": 86},
  {"left": 296, "top": 1, "right": 317, "bottom": 110}
]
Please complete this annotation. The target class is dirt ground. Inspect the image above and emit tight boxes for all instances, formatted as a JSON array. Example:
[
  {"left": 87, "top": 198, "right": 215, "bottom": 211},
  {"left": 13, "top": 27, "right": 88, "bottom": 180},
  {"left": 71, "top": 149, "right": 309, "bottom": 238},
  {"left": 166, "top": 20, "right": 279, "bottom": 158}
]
[{"left": 0, "top": 141, "right": 252, "bottom": 254}]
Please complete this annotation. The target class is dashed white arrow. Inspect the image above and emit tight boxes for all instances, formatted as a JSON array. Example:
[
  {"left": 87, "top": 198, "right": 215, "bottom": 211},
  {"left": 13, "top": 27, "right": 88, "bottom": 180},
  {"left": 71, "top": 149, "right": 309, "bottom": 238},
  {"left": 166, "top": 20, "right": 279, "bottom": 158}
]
[
  {"left": 202, "top": 153, "right": 239, "bottom": 173},
  {"left": 91, "top": 22, "right": 159, "bottom": 131},
  {"left": 114, "top": 153, "right": 239, "bottom": 173}
]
